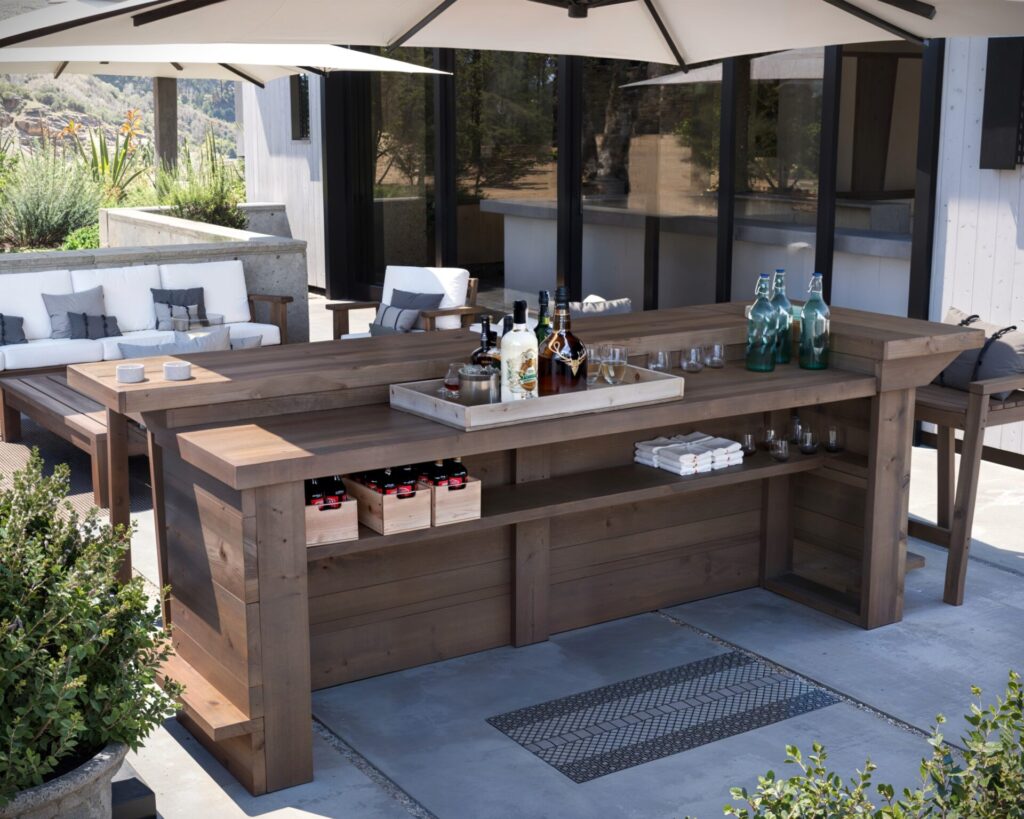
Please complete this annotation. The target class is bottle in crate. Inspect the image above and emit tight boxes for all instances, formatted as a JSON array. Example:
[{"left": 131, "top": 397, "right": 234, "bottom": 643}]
[
  {"left": 445, "top": 457, "right": 468, "bottom": 490},
  {"left": 425, "top": 460, "right": 450, "bottom": 487}
]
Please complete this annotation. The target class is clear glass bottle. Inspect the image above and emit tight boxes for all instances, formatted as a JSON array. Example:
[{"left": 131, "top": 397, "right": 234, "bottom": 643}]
[
  {"left": 535, "top": 290, "right": 553, "bottom": 345},
  {"left": 538, "top": 286, "right": 588, "bottom": 394},
  {"left": 745, "top": 273, "right": 777, "bottom": 373},
  {"left": 500, "top": 300, "right": 539, "bottom": 401},
  {"left": 770, "top": 268, "right": 793, "bottom": 364},
  {"left": 799, "top": 272, "right": 830, "bottom": 370}
]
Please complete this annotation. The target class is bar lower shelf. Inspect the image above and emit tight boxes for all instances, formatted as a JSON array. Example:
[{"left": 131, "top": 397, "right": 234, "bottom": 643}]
[{"left": 306, "top": 450, "right": 830, "bottom": 561}]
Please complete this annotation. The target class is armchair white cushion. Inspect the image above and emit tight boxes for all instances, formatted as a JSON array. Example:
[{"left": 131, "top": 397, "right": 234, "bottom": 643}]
[
  {"left": 160, "top": 260, "right": 250, "bottom": 324},
  {"left": 382, "top": 266, "right": 470, "bottom": 331},
  {"left": 72, "top": 265, "right": 161, "bottom": 332},
  {"left": 4, "top": 269, "right": 73, "bottom": 340}
]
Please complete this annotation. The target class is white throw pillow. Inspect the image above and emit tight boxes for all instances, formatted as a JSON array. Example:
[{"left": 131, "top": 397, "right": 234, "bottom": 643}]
[
  {"left": 0, "top": 269, "right": 72, "bottom": 340},
  {"left": 71, "top": 265, "right": 161, "bottom": 332},
  {"left": 159, "top": 261, "right": 250, "bottom": 324},
  {"left": 382, "top": 266, "right": 469, "bottom": 331}
]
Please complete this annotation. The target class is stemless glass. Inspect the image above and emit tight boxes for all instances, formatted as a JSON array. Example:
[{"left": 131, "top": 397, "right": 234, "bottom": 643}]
[
  {"left": 800, "top": 429, "right": 818, "bottom": 455},
  {"left": 825, "top": 424, "right": 844, "bottom": 453},
  {"left": 587, "top": 345, "right": 605, "bottom": 386},
  {"left": 761, "top": 425, "right": 778, "bottom": 451},
  {"left": 770, "top": 439, "right": 790, "bottom": 462},
  {"left": 603, "top": 345, "right": 628, "bottom": 385},
  {"left": 649, "top": 350, "right": 670, "bottom": 372},
  {"left": 682, "top": 346, "right": 704, "bottom": 373},
  {"left": 740, "top": 432, "right": 758, "bottom": 457},
  {"left": 789, "top": 414, "right": 803, "bottom": 444},
  {"left": 706, "top": 342, "right": 726, "bottom": 369}
]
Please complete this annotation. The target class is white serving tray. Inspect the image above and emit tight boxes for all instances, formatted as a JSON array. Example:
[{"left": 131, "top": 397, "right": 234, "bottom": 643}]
[{"left": 389, "top": 365, "right": 685, "bottom": 431}]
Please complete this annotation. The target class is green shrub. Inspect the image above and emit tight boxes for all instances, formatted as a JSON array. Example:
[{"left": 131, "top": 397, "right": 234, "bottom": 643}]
[
  {"left": 156, "top": 132, "right": 247, "bottom": 230},
  {"left": 0, "top": 145, "right": 102, "bottom": 248},
  {"left": 722, "top": 671, "right": 1024, "bottom": 818},
  {"left": 0, "top": 453, "right": 179, "bottom": 805},
  {"left": 61, "top": 223, "right": 101, "bottom": 250}
]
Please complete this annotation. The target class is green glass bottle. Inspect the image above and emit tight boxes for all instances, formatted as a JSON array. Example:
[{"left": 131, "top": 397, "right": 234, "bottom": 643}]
[
  {"left": 799, "top": 272, "right": 830, "bottom": 370},
  {"left": 535, "top": 290, "right": 553, "bottom": 345},
  {"left": 770, "top": 268, "right": 793, "bottom": 364},
  {"left": 745, "top": 273, "right": 777, "bottom": 372}
]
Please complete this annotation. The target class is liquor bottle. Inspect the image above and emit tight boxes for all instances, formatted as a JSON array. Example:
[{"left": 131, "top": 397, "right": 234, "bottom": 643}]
[
  {"left": 535, "top": 290, "right": 553, "bottom": 344},
  {"left": 745, "top": 273, "right": 778, "bottom": 373},
  {"left": 770, "top": 269, "right": 793, "bottom": 364},
  {"left": 538, "top": 286, "right": 588, "bottom": 395},
  {"left": 500, "top": 300, "right": 539, "bottom": 401},
  {"left": 502, "top": 315, "right": 514, "bottom": 337},
  {"left": 397, "top": 465, "right": 418, "bottom": 497},
  {"left": 445, "top": 456, "right": 468, "bottom": 489},
  {"left": 330, "top": 475, "right": 348, "bottom": 504},
  {"left": 379, "top": 468, "right": 400, "bottom": 496},
  {"left": 305, "top": 478, "right": 326, "bottom": 509},
  {"left": 799, "top": 272, "right": 830, "bottom": 370},
  {"left": 471, "top": 316, "right": 498, "bottom": 368},
  {"left": 425, "top": 459, "right": 450, "bottom": 487}
]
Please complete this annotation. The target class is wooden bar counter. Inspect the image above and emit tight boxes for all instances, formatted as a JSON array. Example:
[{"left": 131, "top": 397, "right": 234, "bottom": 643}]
[{"left": 67, "top": 303, "right": 981, "bottom": 795}]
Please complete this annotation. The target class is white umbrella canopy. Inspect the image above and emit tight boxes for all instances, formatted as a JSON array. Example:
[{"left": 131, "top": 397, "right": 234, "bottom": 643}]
[
  {"left": 2, "top": 0, "right": 1024, "bottom": 67},
  {"left": 0, "top": 42, "right": 446, "bottom": 84},
  {"left": 623, "top": 48, "right": 827, "bottom": 87}
]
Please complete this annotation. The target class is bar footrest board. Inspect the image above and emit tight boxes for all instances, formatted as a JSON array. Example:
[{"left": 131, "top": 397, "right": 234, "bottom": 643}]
[{"left": 156, "top": 652, "right": 260, "bottom": 743}]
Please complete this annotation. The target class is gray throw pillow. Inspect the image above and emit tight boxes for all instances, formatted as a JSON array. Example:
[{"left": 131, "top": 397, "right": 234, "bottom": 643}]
[
  {"left": 42, "top": 286, "right": 105, "bottom": 339},
  {"left": 151, "top": 287, "right": 207, "bottom": 321},
  {"left": 369, "top": 323, "right": 401, "bottom": 337},
  {"left": 67, "top": 313, "right": 122, "bottom": 340},
  {"left": 569, "top": 297, "right": 632, "bottom": 319},
  {"left": 391, "top": 288, "right": 445, "bottom": 331},
  {"left": 938, "top": 307, "right": 1024, "bottom": 400},
  {"left": 0, "top": 314, "right": 27, "bottom": 346},
  {"left": 231, "top": 335, "right": 262, "bottom": 350},
  {"left": 154, "top": 302, "right": 202, "bottom": 331},
  {"left": 117, "top": 341, "right": 179, "bottom": 359}
]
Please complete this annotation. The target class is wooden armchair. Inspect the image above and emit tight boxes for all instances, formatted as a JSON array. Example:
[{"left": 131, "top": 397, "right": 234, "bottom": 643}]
[
  {"left": 248, "top": 293, "right": 295, "bottom": 343},
  {"left": 912, "top": 373, "right": 1024, "bottom": 605},
  {"left": 326, "top": 267, "right": 481, "bottom": 338}
]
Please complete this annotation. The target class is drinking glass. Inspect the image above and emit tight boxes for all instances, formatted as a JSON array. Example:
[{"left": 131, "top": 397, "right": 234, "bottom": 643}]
[
  {"left": 825, "top": 424, "right": 844, "bottom": 453},
  {"left": 789, "top": 415, "right": 803, "bottom": 444},
  {"left": 440, "top": 363, "right": 462, "bottom": 398},
  {"left": 761, "top": 426, "right": 778, "bottom": 451},
  {"left": 705, "top": 342, "right": 726, "bottom": 369},
  {"left": 649, "top": 350, "right": 671, "bottom": 372},
  {"left": 603, "top": 346, "right": 628, "bottom": 385},
  {"left": 740, "top": 432, "right": 758, "bottom": 457},
  {"left": 770, "top": 439, "right": 790, "bottom": 462},
  {"left": 682, "top": 346, "right": 704, "bottom": 373},
  {"left": 587, "top": 346, "right": 605, "bottom": 386},
  {"left": 799, "top": 429, "right": 818, "bottom": 455}
]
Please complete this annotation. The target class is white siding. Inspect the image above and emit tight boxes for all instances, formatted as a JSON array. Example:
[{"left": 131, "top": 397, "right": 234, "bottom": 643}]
[
  {"left": 243, "top": 76, "right": 326, "bottom": 289},
  {"left": 933, "top": 37, "right": 1024, "bottom": 455}
]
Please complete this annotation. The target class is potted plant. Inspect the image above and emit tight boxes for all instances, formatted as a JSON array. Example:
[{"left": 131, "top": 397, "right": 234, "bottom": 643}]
[{"left": 0, "top": 453, "right": 179, "bottom": 818}]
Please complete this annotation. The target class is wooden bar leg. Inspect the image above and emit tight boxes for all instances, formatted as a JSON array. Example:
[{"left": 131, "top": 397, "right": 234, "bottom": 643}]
[
  {"left": 0, "top": 388, "right": 21, "bottom": 442},
  {"left": 106, "top": 409, "right": 132, "bottom": 583},
  {"left": 515, "top": 519, "right": 550, "bottom": 647},
  {"left": 936, "top": 425, "right": 955, "bottom": 531},
  {"left": 760, "top": 475, "right": 793, "bottom": 584},
  {"left": 944, "top": 393, "right": 989, "bottom": 606},
  {"left": 254, "top": 482, "right": 313, "bottom": 792},
  {"left": 861, "top": 388, "right": 915, "bottom": 629},
  {"left": 91, "top": 435, "right": 110, "bottom": 509},
  {"left": 148, "top": 432, "right": 171, "bottom": 627}
]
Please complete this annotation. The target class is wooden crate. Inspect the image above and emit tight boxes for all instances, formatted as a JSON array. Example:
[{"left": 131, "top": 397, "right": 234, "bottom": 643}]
[
  {"left": 425, "top": 477, "right": 482, "bottom": 527},
  {"left": 304, "top": 500, "right": 358, "bottom": 547},
  {"left": 342, "top": 478, "right": 431, "bottom": 536},
  {"left": 389, "top": 366, "right": 685, "bottom": 431}
]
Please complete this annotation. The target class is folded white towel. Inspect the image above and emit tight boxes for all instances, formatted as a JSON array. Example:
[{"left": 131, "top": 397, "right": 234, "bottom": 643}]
[
  {"left": 635, "top": 454, "right": 659, "bottom": 467},
  {"left": 676, "top": 431, "right": 713, "bottom": 444},
  {"left": 658, "top": 464, "right": 697, "bottom": 477},
  {"left": 690, "top": 437, "right": 743, "bottom": 457}
]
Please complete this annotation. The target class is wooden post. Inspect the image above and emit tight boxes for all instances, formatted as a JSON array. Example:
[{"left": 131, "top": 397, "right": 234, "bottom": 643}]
[
  {"left": 514, "top": 446, "right": 551, "bottom": 646},
  {"left": 254, "top": 482, "right": 313, "bottom": 792},
  {"left": 860, "top": 388, "right": 915, "bottom": 628},
  {"left": 106, "top": 409, "right": 132, "bottom": 583},
  {"left": 0, "top": 386, "right": 21, "bottom": 442},
  {"left": 936, "top": 424, "right": 955, "bottom": 530},
  {"left": 153, "top": 77, "right": 178, "bottom": 169},
  {"left": 147, "top": 431, "right": 171, "bottom": 627},
  {"left": 760, "top": 475, "right": 793, "bottom": 583},
  {"left": 945, "top": 392, "right": 990, "bottom": 605}
]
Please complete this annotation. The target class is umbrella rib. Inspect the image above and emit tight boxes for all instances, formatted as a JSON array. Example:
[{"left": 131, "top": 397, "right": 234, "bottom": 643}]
[
  {"left": 0, "top": 0, "right": 168, "bottom": 47},
  {"left": 876, "top": 0, "right": 935, "bottom": 20},
  {"left": 53, "top": 61, "right": 69, "bottom": 80},
  {"left": 641, "top": 0, "right": 688, "bottom": 70},
  {"left": 171, "top": 62, "right": 184, "bottom": 71},
  {"left": 219, "top": 63, "right": 266, "bottom": 88},
  {"left": 133, "top": 0, "right": 230, "bottom": 27},
  {"left": 388, "top": 0, "right": 460, "bottom": 52},
  {"left": 820, "top": 0, "right": 924, "bottom": 45}
]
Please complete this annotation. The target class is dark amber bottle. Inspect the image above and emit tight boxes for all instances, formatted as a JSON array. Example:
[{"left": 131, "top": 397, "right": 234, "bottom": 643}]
[{"left": 537, "top": 286, "right": 587, "bottom": 395}]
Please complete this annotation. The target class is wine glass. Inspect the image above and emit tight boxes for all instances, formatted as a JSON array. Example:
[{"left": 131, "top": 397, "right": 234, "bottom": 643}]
[
  {"left": 603, "top": 346, "right": 628, "bottom": 385},
  {"left": 441, "top": 363, "right": 462, "bottom": 398},
  {"left": 770, "top": 439, "right": 790, "bottom": 462},
  {"left": 649, "top": 350, "right": 671, "bottom": 372},
  {"left": 682, "top": 346, "right": 704, "bottom": 373},
  {"left": 587, "top": 346, "right": 605, "bottom": 386},
  {"left": 740, "top": 432, "right": 758, "bottom": 457}
]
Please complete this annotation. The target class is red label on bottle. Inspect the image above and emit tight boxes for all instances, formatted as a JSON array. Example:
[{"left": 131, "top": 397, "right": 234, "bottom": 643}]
[{"left": 321, "top": 494, "right": 342, "bottom": 510}]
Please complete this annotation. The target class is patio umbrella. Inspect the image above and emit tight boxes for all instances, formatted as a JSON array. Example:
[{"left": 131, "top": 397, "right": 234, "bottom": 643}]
[
  {"left": 622, "top": 47, "right": 827, "bottom": 87},
  {"left": 2, "top": 0, "right": 1024, "bottom": 68},
  {"left": 0, "top": 42, "right": 446, "bottom": 85}
]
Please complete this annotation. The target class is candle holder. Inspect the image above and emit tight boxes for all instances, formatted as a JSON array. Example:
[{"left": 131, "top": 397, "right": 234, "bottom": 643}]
[
  {"left": 770, "top": 439, "right": 790, "bottom": 462},
  {"left": 740, "top": 432, "right": 758, "bottom": 457}
]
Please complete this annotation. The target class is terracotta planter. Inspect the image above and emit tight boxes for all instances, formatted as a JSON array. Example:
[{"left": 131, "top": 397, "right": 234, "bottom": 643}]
[{"left": 0, "top": 742, "right": 128, "bottom": 819}]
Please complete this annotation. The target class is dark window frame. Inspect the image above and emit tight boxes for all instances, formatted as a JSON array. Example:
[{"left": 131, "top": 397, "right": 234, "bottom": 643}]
[{"left": 290, "top": 74, "right": 311, "bottom": 141}]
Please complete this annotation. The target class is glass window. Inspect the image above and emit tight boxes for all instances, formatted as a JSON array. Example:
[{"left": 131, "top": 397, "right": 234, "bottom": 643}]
[
  {"left": 370, "top": 47, "right": 435, "bottom": 284},
  {"left": 455, "top": 50, "right": 557, "bottom": 312},
  {"left": 289, "top": 74, "right": 310, "bottom": 141},
  {"left": 580, "top": 59, "right": 720, "bottom": 308}
]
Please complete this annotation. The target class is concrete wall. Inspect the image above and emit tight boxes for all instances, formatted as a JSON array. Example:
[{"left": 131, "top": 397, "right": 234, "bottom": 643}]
[
  {"left": 932, "top": 36, "right": 1024, "bottom": 456},
  {"left": 0, "top": 208, "right": 311, "bottom": 343}
]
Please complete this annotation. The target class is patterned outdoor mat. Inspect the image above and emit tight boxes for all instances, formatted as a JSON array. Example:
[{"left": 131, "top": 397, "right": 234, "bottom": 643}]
[{"left": 487, "top": 651, "right": 838, "bottom": 783}]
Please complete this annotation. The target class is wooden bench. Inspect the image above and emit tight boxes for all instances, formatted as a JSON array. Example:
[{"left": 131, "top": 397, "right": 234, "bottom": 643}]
[
  {"left": 0, "top": 373, "right": 148, "bottom": 508},
  {"left": 912, "top": 377, "right": 1024, "bottom": 605}
]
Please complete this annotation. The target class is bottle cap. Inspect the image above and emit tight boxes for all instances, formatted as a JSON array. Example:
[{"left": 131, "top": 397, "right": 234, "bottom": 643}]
[
  {"left": 759, "top": 273, "right": 770, "bottom": 279},
  {"left": 513, "top": 300, "right": 528, "bottom": 324},
  {"left": 812, "top": 272, "right": 823, "bottom": 277},
  {"left": 555, "top": 285, "right": 570, "bottom": 305},
  {"left": 538, "top": 290, "right": 549, "bottom": 305},
  {"left": 775, "top": 268, "right": 785, "bottom": 274}
]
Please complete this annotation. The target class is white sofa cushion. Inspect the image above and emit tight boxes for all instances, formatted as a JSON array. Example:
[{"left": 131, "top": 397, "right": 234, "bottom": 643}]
[
  {"left": 72, "top": 265, "right": 161, "bottom": 332},
  {"left": 0, "top": 349, "right": 5, "bottom": 371},
  {"left": 160, "top": 261, "right": 250, "bottom": 324},
  {"left": 382, "top": 266, "right": 470, "bottom": 331},
  {"left": 100, "top": 330, "right": 175, "bottom": 361},
  {"left": 1, "top": 338, "right": 103, "bottom": 370},
  {"left": 1, "top": 269, "right": 73, "bottom": 340},
  {"left": 228, "top": 322, "right": 280, "bottom": 347}
]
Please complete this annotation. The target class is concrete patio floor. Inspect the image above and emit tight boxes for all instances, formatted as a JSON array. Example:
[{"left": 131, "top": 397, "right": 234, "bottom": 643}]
[{"left": 2, "top": 414, "right": 1022, "bottom": 818}]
